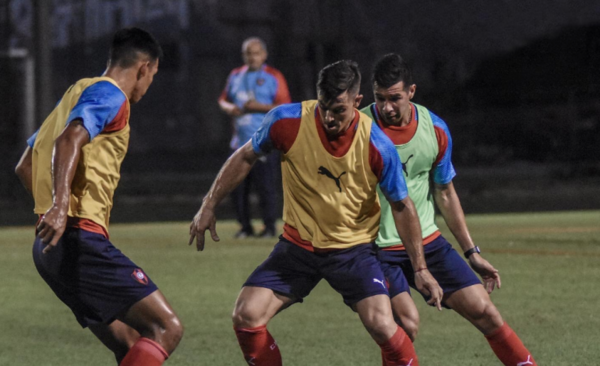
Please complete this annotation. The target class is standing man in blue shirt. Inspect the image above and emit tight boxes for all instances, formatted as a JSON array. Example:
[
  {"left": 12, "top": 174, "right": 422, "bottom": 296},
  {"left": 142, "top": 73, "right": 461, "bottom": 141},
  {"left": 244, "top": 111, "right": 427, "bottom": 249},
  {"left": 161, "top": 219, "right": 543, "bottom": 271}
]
[{"left": 218, "top": 37, "right": 291, "bottom": 238}]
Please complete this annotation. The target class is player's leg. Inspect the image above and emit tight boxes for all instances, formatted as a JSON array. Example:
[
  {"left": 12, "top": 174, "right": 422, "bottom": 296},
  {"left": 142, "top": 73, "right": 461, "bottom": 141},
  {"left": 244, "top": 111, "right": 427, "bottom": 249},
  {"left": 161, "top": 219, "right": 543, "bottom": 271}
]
[
  {"left": 378, "top": 257, "right": 420, "bottom": 342},
  {"left": 325, "top": 244, "right": 418, "bottom": 366},
  {"left": 89, "top": 320, "right": 140, "bottom": 364},
  {"left": 232, "top": 286, "right": 294, "bottom": 366},
  {"left": 445, "top": 285, "right": 537, "bottom": 366},
  {"left": 232, "top": 175, "right": 254, "bottom": 237},
  {"left": 117, "top": 290, "right": 183, "bottom": 366},
  {"left": 355, "top": 295, "right": 418, "bottom": 366},
  {"left": 390, "top": 292, "right": 420, "bottom": 342},
  {"left": 408, "top": 236, "right": 537, "bottom": 366},
  {"left": 253, "top": 153, "right": 278, "bottom": 236},
  {"left": 233, "top": 239, "right": 320, "bottom": 365}
]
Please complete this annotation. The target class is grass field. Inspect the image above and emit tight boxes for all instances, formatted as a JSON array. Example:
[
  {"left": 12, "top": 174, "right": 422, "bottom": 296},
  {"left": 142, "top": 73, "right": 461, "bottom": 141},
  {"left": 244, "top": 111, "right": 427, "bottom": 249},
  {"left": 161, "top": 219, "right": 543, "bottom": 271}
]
[{"left": 1, "top": 210, "right": 599, "bottom": 365}]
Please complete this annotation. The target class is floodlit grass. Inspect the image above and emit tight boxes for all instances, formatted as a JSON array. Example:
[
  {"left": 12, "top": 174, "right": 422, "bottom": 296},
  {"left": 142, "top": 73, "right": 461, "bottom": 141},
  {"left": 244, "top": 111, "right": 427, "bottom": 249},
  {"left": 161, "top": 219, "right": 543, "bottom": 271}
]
[{"left": 1, "top": 210, "right": 599, "bottom": 365}]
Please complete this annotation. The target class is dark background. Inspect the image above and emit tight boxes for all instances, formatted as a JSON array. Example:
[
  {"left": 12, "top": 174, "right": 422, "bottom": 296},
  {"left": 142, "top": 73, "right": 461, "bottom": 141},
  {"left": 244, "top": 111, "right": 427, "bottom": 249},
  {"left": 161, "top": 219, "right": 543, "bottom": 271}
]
[{"left": 1, "top": 0, "right": 599, "bottom": 227}]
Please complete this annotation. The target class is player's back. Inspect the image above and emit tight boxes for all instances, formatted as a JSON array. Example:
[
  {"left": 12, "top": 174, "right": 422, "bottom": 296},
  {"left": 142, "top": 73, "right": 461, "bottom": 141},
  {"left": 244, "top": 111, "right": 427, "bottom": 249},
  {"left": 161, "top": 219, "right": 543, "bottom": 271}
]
[{"left": 31, "top": 77, "right": 130, "bottom": 232}]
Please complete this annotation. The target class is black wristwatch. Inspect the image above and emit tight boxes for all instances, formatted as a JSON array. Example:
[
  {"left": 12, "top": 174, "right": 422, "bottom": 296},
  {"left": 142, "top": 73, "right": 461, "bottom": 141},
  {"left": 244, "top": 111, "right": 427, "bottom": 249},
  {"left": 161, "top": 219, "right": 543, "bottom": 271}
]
[{"left": 464, "top": 246, "right": 481, "bottom": 259}]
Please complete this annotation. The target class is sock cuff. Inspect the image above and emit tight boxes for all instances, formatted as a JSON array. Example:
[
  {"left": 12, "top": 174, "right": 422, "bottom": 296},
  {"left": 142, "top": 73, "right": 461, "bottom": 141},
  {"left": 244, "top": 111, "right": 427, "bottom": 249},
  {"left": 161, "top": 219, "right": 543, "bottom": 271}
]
[
  {"left": 379, "top": 326, "right": 407, "bottom": 348},
  {"left": 234, "top": 324, "right": 268, "bottom": 334},
  {"left": 138, "top": 337, "right": 169, "bottom": 360},
  {"left": 485, "top": 322, "right": 513, "bottom": 343}
]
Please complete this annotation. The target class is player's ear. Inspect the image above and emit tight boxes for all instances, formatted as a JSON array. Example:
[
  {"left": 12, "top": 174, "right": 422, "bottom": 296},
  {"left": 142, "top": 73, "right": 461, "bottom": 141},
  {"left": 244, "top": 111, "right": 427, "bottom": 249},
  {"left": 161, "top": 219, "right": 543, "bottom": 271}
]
[
  {"left": 408, "top": 84, "right": 416, "bottom": 100},
  {"left": 137, "top": 61, "right": 150, "bottom": 81},
  {"left": 353, "top": 93, "right": 363, "bottom": 108}
]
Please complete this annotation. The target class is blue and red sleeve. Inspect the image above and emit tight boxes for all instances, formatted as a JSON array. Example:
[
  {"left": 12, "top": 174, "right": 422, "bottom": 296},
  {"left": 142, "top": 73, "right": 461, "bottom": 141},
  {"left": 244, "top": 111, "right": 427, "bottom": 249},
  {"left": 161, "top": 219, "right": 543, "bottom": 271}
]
[
  {"left": 27, "top": 81, "right": 126, "bottom": 146},
  {"left": 251, "top": 103, "right": 302, "bottom": 155},
  {"left": 67, "top": 81, "right": 127, "bottom": 141},
  {"left": 218, "top": 68, "right": 240, "bottom": 103},
  {"left": 264, "top": 66, "right": 291, "bottom": 105},
  {"left": 27, "top": 129, "right": 39, "bottom": 148},
  {"left": 430, "top": 111, "right": 456, "bottom": 185},
  {"left": 369, "top": 122, "right": 409, "bottom": 202}
]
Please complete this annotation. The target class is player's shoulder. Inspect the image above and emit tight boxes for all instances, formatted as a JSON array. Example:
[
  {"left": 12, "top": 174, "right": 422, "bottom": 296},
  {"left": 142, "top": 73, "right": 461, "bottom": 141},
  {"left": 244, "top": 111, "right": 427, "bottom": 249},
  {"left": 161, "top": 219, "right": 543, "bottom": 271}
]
[
  {"left": 263, "top": 65, "right": 284, "bottom": 78},
  {"left": 415, "top": 103, "right": 449, "bottom": 130},
  {"left": 229, "top": 65, "right": 247, "bottom": 76},
  {"left": 72, "top": 78, "right": 127, "bottom": 109},
  {"left": 359, "top": 103, "right": 376, "bottom": 119},
  {"left": 368, "top": 119, "right": 395, "bottom": 152},
  {"left": 265, "top": 103, "right": 302, "bottom": 123}
]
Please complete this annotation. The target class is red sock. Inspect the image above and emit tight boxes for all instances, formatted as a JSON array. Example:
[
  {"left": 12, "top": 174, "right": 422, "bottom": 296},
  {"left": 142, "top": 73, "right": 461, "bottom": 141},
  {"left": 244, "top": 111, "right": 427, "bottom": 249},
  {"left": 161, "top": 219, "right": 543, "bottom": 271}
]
[
  {"left": 485, "top": 322, "right": 537, "bottom": 366},
  {"left": 234, "top": 325, "right": 282, "bottom": 366},
  {"left": 119, "top": 337, "right": 168, "bottom": 366},
  {"left": 379, "top": 326, "right": 418, "bottom": 366}
]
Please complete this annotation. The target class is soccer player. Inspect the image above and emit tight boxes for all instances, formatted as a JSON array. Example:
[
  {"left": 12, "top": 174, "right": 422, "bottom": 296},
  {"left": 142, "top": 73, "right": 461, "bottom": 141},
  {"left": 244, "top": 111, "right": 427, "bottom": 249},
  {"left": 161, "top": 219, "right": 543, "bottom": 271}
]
[
  {"left": 189, "top": 60, "right": 443, "bottom": 366},
  {"left": 218, "top": 37, "right": 291, "bottom": 238},
  {"left": 362, "top": 53, "right": 537, "bottom": 366},
  {"left": 14, "top": 28, "right": 183, "bottom": 366}
]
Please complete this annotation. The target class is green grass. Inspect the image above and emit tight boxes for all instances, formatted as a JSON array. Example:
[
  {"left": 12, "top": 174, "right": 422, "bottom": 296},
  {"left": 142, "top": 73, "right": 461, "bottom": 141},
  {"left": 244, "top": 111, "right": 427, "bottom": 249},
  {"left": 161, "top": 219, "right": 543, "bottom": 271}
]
[{"left": 1, "top": 210, "right": 599, "bottom": 365}]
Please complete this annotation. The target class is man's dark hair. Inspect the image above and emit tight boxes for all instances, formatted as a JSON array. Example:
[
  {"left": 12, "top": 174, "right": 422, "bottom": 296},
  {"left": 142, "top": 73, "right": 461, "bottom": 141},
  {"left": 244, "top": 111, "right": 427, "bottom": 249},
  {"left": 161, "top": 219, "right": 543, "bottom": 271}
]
[
  {"left": 317, "top": 60, "right": 361, "bottom": 101},
  {"left": 372, "top": 53, "right": 413, "bottom": 89},
  {"left": 109, "top": 27, "right": 162, "bottom": 68}
]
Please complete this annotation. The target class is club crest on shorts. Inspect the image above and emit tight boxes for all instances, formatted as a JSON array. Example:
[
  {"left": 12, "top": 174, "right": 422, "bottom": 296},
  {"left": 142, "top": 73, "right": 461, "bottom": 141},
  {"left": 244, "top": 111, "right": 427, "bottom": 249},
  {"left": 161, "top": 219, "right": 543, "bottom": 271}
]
[{"left": 131, "top": 268, "right": 149, "bottom": 285}]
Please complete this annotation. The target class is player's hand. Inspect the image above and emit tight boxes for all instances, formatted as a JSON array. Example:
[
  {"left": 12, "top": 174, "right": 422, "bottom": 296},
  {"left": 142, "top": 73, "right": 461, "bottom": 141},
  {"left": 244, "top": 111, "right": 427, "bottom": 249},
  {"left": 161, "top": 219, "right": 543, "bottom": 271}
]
[
  {"left": 414, "top": 269, "right": 444, "bottom": 311},
  {"left": 188, "top": 205, "right": 220, "bottom": 251},
  {"left": 469, "top": 253, "right": 501, "bottom": 294},
  {"left": 37, "top": 205, "right": 68, "bottom": 253},
  {"left": 243, "top": 100, "right": 263, "bottom": 113},
  {"left": 228, "top": 106, "right": 243, "bottom": 117}
]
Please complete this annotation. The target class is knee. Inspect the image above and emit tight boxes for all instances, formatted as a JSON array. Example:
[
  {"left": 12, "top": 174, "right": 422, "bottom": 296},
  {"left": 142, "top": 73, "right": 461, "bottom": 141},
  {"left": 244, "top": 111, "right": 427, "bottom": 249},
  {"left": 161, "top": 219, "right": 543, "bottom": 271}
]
[
  {"left": 155, "top": 314, "right": 184, "bottom": 354},
  {"left": 363, "top": 311, "right": 398, "bottom": 343},
  {"left": 232, "top": 302, "right": 264, "bottom": 329},
  {"left": 399, "top": 315, "right": 419, "bottom": 342},
  {"left": 471, "top": 300, "right": 504, "bottom": 333}
]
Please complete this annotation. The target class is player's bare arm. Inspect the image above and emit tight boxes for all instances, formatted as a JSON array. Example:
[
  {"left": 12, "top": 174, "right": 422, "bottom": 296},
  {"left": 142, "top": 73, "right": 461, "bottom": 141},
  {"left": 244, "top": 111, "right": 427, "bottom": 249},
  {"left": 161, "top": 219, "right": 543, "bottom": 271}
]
[
  {"left": 434, "top": 181, "right": 501, "bottom": 293},
  {"left": 243, "top": 100, "right": 276, "bottom": 114},
  {"left": 390, "top": 196, "right": 444, "bottom": 310},
  {"left": 189, "top": 141, "right": 260, "bottom": 251},
  {"left": 37, "top": 120, "right": 89, "bottom": 252},
  {"left": 218, "top": 98, "right": 243, "bottom": 117},
  {"left": 15, "top": 146, "right": 33, "bottom": 196}
]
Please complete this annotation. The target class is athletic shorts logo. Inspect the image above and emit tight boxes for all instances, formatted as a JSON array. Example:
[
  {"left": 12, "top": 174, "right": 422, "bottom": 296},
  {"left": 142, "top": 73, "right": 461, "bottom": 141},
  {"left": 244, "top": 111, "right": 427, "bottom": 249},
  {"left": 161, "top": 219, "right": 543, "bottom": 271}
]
[
  {"left": 318, "top": 166, "right": 346, "bottom": 192},
  {"left": 517, "top": 355, "right": 533, "bottom": 366},
  {"left": 401, "top": 154, "right": 414, "bottom": 176},
  {"left": 131, "top": 269, "right": 149, "bottom": 285},
  {"left": 373, "top": 278, "right": 386, "bottom": 289}
]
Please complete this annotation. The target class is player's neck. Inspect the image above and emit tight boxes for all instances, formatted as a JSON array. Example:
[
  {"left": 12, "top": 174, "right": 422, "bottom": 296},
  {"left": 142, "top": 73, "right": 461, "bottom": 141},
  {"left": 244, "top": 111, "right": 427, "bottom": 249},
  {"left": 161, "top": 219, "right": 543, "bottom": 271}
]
[{"left": 102, "top": 67, "right": 137, "bottom": 100}]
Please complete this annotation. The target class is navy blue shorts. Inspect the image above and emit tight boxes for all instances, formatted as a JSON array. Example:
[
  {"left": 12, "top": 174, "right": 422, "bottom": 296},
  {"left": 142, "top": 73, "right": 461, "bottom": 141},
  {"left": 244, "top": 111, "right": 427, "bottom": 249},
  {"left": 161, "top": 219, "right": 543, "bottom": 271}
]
[
  {"left": 376, "top": 235, "right": 481, "bottom": 308},
  {"left": 32, "top": 228, "right": 158, "bottom": 328},
  {"left": 244, "top": 238, "right": 389, "bottom": 306}
]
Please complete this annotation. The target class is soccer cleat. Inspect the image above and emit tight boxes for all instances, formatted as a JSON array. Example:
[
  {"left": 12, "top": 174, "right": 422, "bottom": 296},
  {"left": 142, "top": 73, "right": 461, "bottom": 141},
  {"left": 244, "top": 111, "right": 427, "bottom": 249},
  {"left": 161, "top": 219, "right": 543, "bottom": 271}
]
[
  {"left": 257, "top": 228, "right": 276, "bottom": 238},
  {"left": 234, "top": 229, "right": 254, "bottom": 239}
]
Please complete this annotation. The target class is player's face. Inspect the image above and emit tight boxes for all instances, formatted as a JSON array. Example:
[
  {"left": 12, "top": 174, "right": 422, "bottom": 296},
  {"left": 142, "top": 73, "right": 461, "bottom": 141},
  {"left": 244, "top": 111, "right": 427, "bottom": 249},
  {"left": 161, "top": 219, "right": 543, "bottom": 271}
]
[
  {"left": 373, "top": 81, "right": 416, "bottom": 126},
  {"left": 242, "top": 42, "right": 267, "bottom": 71},
  {"left": 131, "top": 60, "right": 159, "bottom": 104},
  {"left": 317, "top": 91, "right": 362, "bottom": 137}
]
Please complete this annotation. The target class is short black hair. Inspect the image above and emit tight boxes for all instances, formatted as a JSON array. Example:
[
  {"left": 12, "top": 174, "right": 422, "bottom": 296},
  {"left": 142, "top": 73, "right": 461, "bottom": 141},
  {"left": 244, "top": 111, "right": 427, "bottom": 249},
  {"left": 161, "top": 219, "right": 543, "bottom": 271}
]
[
  {"left": 372, "top": 53, "right": 413, "bottom": 89},
  {"left": 108, "top": 27, "right": 162, "bottom": 68},
  {"left": 317, "top": 60, "right": 361, "bottom": 101}
]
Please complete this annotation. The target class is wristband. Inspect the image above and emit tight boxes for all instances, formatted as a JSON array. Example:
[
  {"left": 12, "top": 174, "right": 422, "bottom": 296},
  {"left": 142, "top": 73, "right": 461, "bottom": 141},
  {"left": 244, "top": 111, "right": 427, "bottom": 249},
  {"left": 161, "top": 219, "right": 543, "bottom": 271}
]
[
  {"left": 464, "top": 246, "right": 481, "bottom": 259},
  {"left": 414, "top": 267, "right": 428, "bottom": 273}
]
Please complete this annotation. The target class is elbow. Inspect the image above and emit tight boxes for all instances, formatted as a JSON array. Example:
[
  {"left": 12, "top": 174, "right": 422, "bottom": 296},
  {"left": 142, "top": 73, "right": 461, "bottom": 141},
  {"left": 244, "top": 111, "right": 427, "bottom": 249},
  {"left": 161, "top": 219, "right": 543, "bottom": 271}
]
[{"left": 15, "top": 161, "right": 27, "bottom": 179}]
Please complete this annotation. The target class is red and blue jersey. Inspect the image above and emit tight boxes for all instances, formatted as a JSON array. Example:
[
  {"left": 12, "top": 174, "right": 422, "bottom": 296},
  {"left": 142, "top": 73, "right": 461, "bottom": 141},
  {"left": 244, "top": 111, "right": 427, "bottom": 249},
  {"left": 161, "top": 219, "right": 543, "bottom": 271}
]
[
  {"left": 251, "top": 102, "right": 409, "bottom": 250},
  {"left": 370, "top": 103, "right": 455, "bottom": 185},
  {"left": 219, "top": 64, "right": 291, "bottom": 149},
  {"left": 252, "top": 103, "right": 409, "bottom": 202},
  {"left": 28, "top": 78, "right": 130, "bottom": 238}
]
